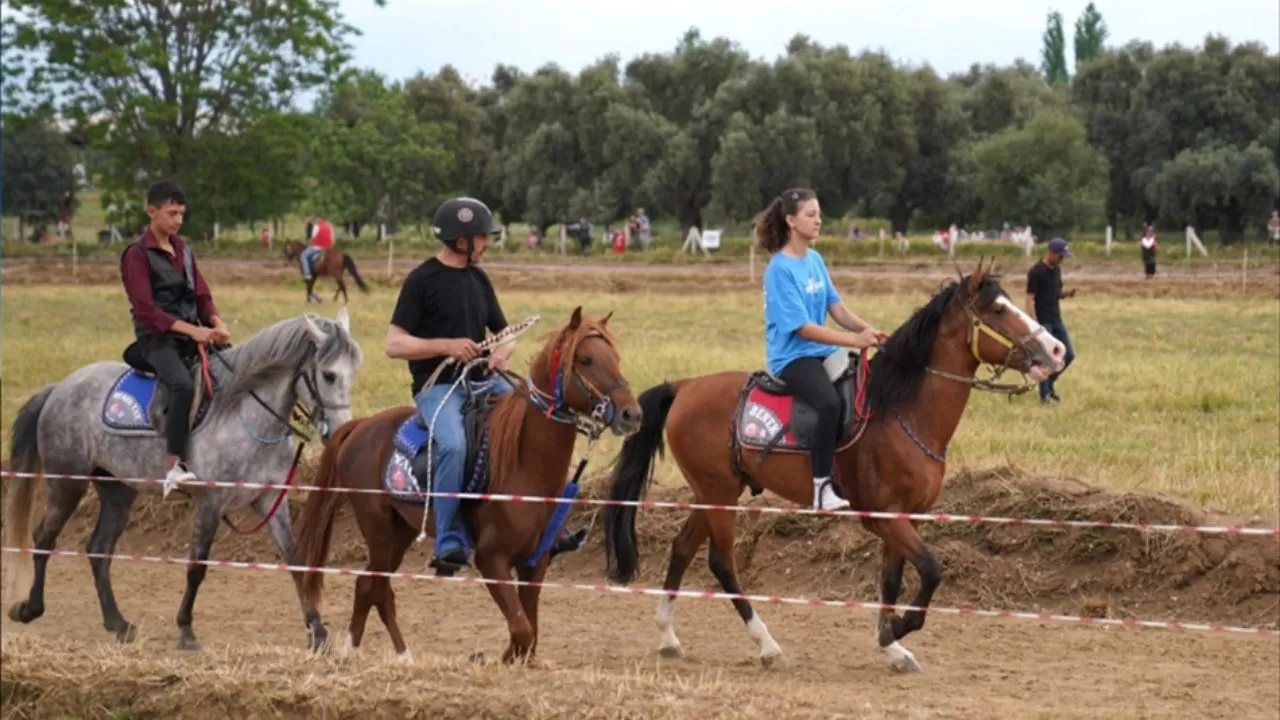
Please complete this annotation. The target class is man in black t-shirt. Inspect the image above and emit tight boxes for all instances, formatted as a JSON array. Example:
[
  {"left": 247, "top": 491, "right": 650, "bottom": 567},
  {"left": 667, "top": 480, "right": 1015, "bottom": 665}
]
[
  {"left": 386, "top": 196, "right": 517, "bottom": 574},
  {"left": 1025, "top": 237, "right": 1077, "bottom": 404}
]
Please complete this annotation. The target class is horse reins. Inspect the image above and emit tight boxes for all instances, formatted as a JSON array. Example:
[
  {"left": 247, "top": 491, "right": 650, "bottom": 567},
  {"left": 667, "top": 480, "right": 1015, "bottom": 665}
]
[{"left": 200, "top": 342, "right": 342, "bottom": 535}]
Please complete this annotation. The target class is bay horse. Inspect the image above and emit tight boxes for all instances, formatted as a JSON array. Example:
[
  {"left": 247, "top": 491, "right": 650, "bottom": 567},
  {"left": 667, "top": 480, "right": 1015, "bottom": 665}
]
[
  {"left": 281, "top": 239, "right": 370, "bottom": 304},
  {"left": 602, "top": 260, "right": 1066, "bottom": 673},
  {"left": 3, "top": 307, "right": 363, "bottom": 651},
  {"left": 292, "top": 307, "right": 643, "bottom": 663}
]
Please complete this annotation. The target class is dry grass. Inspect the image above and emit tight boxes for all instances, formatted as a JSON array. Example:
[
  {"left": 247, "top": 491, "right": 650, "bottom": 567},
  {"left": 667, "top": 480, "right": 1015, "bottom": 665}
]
[
  {"left": 0, "top": 633, "right": 842, "bottom": 719},
  {"left": 2, "top": 280, "right": 1278, "bottom": 517}
]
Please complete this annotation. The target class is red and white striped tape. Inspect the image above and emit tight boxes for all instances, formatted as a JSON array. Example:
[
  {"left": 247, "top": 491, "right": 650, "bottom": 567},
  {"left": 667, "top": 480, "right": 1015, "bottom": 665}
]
[
  {"left": 4, "top": 470, "right": 1278, "bottom": 538},
  {"left": 2, "top": 546, "right": 1276, "bottom": 638}
]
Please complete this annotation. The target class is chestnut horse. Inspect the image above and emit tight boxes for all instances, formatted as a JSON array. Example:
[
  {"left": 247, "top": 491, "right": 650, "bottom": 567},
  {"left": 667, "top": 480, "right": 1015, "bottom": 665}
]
[
  {"left": 293, "top": 307, "right": 642, "bottom": 663},
  {"left": 602, "top": 261, "right": 1065, "bottom": 673},
  {"left": 281, "top": 239, "right": 369, "bottom": 304}
]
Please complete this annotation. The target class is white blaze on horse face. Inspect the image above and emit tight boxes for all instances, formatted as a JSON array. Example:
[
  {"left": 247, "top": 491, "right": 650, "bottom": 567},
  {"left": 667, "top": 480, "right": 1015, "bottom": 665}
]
[{"left": 994, "top": 296, "right": 1065, "bottom": 373}]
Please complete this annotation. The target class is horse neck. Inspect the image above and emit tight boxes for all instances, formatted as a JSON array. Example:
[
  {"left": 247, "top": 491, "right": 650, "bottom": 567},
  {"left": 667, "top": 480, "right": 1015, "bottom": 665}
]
[
  {"left": 899, "top": 312, "right": 979, "bottom": 451},
  {"left": 212, "top": 342, "right": 301, "bottom": 426},
  {"left": 516, "top": 366, "right": 581, "bottom": 491}
]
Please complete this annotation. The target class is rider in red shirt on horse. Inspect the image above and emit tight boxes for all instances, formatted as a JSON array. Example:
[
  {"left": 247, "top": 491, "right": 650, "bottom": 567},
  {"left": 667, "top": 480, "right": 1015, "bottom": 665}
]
[{"left": 300, "top": 218, "right": 334, "bottom": 301}]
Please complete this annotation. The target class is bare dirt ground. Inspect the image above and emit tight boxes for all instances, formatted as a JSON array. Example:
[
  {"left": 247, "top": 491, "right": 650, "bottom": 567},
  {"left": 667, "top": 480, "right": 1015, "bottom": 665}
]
[
  {"left": 3, "top": 255, "right": 1278, "bottom": 299},
  {"left": 2, "top": 468, "right": 1277, "bottom": 719}
]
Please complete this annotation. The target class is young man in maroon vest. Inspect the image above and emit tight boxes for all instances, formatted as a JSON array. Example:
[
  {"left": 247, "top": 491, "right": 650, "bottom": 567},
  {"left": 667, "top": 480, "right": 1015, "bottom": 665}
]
[{"left": 119, "top": 180, "right": 231, "bottom": 495}]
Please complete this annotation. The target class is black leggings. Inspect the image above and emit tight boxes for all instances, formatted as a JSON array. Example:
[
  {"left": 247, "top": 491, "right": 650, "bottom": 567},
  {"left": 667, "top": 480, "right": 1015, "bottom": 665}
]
[
  {"left": 141, "top": 338, "right": 197, "bottom": 457},
  {"left": 778, "top": 355, "right": 840, "bottom": 478}
]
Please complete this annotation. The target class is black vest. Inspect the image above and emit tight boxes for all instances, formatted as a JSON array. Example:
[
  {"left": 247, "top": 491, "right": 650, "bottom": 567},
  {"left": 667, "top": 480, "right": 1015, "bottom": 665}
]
[{"left": 126, "top": 238, "right": 200, "bottom": 340}]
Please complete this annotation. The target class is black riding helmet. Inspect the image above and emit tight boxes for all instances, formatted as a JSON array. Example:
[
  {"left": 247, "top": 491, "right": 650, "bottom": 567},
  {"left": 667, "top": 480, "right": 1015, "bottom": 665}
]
[{"left": 433, "top": 196, "right": 500, "bottom": 263}]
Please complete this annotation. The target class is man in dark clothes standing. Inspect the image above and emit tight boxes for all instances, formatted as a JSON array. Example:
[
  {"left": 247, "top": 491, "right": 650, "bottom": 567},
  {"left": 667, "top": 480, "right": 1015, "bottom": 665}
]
[
  {"left": 120, "top": 180, "right": 231, "bottom": 495},
  {"left": 1025, "top": 237, "right": 1077, "bottom": 404}
]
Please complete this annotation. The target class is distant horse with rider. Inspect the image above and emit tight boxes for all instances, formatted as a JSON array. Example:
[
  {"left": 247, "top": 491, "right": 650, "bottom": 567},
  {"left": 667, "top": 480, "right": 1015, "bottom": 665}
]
[{"left": 282, "top": 239, "right": 370, "bottom": 304}]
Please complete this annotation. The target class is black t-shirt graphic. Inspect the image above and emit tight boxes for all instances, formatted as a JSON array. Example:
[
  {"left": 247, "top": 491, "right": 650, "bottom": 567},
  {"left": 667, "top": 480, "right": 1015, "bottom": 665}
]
[{"left": 390, "top": 258, "right": 507, "bottom": 395}]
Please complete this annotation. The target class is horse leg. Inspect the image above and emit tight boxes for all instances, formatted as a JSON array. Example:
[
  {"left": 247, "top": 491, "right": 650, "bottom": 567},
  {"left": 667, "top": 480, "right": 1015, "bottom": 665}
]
[
  {"left": 175, "top": 499, "right": 223, "bottom": 651},
  {"left": 344, "top": 575, "right": 375, "bottom": 655},
  {"left": 475, "top": 552, "right": 534, "bottom": 664},
  {"left": 871, "top": 519, "right": 939, "bottom": 674},
  {"left": 344, "top": 501, "right": 396, "bottom": 655},
  {"left": 259, "top": 494, "right": 327, "bottom": 652},
  {"left": 86, "top": 480, "right": 140, "bottom": 643},
  {"left": 515, "top": 555, "right": 550, "bottom": 662},
  {"left": 705, "top": 509, "right": 783, "bottom": 667},
  {"left": 372, "top": 514, "right": 417, "bottom": 661},
  {"left": 654, "top": 509, "right": 709, "bottom": 659},
  {"left": 8, "top": 478, "right": 90, "bottom": 625}
]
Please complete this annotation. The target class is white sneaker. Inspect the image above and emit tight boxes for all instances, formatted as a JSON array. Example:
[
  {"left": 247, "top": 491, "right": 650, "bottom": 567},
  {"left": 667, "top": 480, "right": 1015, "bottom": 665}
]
[
  {"left": 163, "top": 463, "right": 197, "bottom": 498},
  {"left": 813, "top": 477, "right": 850, "bottom": 511}
]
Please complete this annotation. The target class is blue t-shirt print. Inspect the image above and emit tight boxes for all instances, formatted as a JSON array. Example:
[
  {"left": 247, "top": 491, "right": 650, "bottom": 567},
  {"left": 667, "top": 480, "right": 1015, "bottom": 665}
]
[{"left": 762, "top": 248, "right": 842, "bottom": 376}]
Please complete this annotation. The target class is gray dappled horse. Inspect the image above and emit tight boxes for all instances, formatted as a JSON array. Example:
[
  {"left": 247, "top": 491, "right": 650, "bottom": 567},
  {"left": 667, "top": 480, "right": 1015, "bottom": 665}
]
[{"left": 3, "top": 307, "right": 363, "bottom": 651}]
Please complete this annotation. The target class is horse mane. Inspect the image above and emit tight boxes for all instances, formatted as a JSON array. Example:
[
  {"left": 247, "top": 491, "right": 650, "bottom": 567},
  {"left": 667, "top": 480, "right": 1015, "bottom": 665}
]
[
  {"left": 486, "top": 318, "right": 620, "bottom": 494},
  {"left": 864, "top": 273, "right": 1002, "bottom": 417},
  {"left": 211, "top": 314, "right": 363, "bottom": 407}
]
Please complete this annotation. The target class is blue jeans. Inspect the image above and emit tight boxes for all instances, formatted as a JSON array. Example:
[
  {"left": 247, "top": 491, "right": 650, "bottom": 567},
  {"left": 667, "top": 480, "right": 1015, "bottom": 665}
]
[
  {"left": 1038, "top": 321, "right": 1075, "bottom": 399},
  {"left": 413, "top": 375, "right": 514, "bottom": 559},
  {"left": 299, "top": 245, "right": 323, "bottom": 279}
]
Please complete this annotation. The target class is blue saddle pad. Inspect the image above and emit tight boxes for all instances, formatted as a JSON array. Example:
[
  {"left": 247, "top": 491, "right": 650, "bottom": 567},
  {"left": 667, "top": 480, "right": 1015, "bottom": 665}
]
[
  {"left": 101, "top": 368, "right": 211, "bottom": 435},
  {"left": 382, "top": 414, "right": 432, "bottom": 502},
  {"left": 380, "top": 411, "right": 579, "bottom": 568}
]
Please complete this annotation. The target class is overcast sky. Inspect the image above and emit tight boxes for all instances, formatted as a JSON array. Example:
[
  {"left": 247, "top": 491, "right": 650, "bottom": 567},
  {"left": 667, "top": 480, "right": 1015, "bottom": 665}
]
[{"left": 335, "top": 0, "right": 1277, "bottom": 87}]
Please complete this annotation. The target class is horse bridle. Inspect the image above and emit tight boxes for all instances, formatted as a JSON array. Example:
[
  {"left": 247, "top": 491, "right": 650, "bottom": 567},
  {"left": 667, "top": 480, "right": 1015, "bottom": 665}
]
[
  {"left": 925, "top": 295, "right": 1046, "bottom": 396},
  {"left": 495, "top": 331, "right": 630, "bottom": 439},
  {"left": 208, "top": 346, "right": 347, "bottom": 441}
]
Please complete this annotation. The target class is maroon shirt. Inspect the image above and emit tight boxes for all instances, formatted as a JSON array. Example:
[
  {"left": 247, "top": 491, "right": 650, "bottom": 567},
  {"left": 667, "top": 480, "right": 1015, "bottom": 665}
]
[{"left": 120, "top": 229, "right": 218, "bottom": 336}]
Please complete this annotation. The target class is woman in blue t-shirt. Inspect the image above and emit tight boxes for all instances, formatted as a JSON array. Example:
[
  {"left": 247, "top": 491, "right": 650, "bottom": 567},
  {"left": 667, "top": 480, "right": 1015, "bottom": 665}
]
[{"left": 757, "top": 188, "right": 886, "bottom": 511}]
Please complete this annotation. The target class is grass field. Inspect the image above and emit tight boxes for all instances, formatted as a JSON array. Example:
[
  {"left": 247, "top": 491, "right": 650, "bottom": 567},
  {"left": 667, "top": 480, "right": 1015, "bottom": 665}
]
[{"left": 3, "top": 281, "right": 1277, "bottom": 518}]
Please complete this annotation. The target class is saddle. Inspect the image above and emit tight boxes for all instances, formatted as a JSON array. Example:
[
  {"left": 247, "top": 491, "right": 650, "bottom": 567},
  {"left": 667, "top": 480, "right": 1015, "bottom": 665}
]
[
  {"left": 105, "top": 342, "right": 215, "bottom": 436},
  {"left": 382, "top": 383, "right": 583, "bottom": 570},
  {"left": 731, "top": 349, "right": 867, "bottom": 465}
]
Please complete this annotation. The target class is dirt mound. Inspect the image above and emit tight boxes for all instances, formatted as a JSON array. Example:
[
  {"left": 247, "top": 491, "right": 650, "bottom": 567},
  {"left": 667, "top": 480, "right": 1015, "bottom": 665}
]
[{"left": 11, "top": 466, "right": 1277, "bottom": 630}]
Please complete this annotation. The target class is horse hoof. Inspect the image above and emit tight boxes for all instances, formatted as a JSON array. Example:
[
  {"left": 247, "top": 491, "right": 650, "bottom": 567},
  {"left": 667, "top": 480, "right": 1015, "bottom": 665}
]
[
  {"left": 8, "top": 601, "right": 41, "bottom": 624},
  {"left": 177, "top": 633, "right": 199, "bottom": 651},
  {"left": 309, "top": 625, "right": 330, "bottom": 654},
  {"left": 116, "top": 624, "right": 138, "bottom": 644},
  {"left": 892, "top": 656, "right": 922, "bottom": 674},
  {"left": 658, "top": 645, "right": 684, "bottom": 659},
  {"left": 883, "top": 642, "right": 921, "bottom": 674},
  {"left": 760, "top": 651, "right": 785, "bottom": 669}
]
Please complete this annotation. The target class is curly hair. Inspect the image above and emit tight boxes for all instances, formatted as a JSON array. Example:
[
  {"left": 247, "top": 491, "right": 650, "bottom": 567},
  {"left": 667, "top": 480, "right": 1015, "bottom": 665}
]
[{"left": 753, "top": 187, "right": 818, "bottom": 253}]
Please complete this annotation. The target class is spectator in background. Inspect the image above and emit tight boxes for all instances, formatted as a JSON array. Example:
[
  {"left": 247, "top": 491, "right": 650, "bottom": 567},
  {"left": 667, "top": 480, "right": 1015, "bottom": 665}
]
[
  {"left": 1026, "top": 237, "right": 1077, "bottom": 405},
  {"left": 1140, "top": 225, "right": 1158, "bottom": 279},
  {"left": 1268, "top": 210, "right": 1279, "bottom": 245},
  {"left": 567, "top": 216, "right": 592, "bottom": 255}
]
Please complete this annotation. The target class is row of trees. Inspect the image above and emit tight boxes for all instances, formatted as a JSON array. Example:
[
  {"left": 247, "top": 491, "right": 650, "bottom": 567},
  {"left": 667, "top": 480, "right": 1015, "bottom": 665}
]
[{"left": 3, "top": 1, "right": 1277, "bottom": 243}]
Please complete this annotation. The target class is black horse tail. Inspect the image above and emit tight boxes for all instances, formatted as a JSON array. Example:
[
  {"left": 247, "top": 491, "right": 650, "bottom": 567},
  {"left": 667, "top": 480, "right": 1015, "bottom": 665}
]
[
  {"left": 342, "top": 254, "right": 370, "bottom": 292},
  {"left": 603, "top": 381, "right": 680, "bottom": 585},
  {"left": 3, "top": 385, "right": 55, "bottom": 597}
]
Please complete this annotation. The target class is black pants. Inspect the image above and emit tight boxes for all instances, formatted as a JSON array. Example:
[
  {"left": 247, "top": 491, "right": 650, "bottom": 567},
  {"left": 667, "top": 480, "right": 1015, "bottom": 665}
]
[
  {"left": 127, "top": 336, "right": 197, "bottom": 457},
  {"left": 778, "top": 355, "right": 840, "bottom": 479}
]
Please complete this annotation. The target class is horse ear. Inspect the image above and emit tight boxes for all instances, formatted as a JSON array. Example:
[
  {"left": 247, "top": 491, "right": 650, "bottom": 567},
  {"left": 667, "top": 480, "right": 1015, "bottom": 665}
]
[
  {"left": 335, "top": 305, "right": 350, "bottom": 333},
  {"left": 600, "top": 311, "right": 613, "bottom": 326},
  {"left": 303, "top": 314, "right": 328, "bottom": 343},
  {"left": 967, "top": 257, "right": 984, "bottom": 295},
  {"left": 568, "top": 306, "right": 583, "bottom": 330}
]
